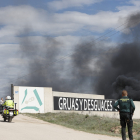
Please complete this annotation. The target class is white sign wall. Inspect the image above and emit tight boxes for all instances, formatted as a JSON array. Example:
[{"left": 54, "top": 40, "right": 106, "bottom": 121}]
[{"left": 19, "top": 87, "right": 44, "bottom": 113}]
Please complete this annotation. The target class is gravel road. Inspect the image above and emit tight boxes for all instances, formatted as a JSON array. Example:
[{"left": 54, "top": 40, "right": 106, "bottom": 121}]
[{"left": 0, "top": 114, "right": 121, "bottom": 140}]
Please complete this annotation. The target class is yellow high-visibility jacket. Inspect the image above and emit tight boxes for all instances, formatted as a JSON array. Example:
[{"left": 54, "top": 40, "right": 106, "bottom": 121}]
[{"left": 2, "top": 100, "right": 14, "bottom": 108}]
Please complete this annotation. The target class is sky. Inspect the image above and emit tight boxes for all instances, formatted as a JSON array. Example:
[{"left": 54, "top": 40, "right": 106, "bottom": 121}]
[{"left": 0, "top": 0, "right": 140, "bottom": 97}]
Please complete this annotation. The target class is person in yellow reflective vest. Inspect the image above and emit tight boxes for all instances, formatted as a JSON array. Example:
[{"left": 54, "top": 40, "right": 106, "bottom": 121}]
[{"left": 2, "top": 96, "right": 14, "bottom": 108}]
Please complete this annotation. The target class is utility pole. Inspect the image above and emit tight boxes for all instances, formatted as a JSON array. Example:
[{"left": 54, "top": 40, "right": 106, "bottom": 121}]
[{"left": 11, "top": 84, "right": 14, "bottom": 100}]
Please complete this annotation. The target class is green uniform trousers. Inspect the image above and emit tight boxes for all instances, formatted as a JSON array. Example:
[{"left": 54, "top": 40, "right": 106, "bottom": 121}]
[{"left": 120, "top": 112, "right": 133, "bottom": 140}]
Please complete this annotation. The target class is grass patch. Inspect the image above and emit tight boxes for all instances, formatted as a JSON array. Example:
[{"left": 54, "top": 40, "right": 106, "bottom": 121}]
[{"left": 25, "top": 113, "right": 140, "bottom": 140}]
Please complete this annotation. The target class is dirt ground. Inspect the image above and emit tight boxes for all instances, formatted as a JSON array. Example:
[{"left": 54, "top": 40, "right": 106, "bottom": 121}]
[{"left": 0, "top": 114, "right": 122, "bottom": 140}]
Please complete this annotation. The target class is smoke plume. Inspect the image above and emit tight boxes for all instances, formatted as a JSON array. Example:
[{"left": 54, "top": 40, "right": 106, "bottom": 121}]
[
  {"left": 15, "top": 12, "right": 140, "bottom": 101},
  {"left": 72, "top": 12, "right": 140, "bottom": 100},
  {"left": 16, "top": 31, "right": 93, "bottom": 93},
  {"left": 95, "top": 42, "right": 140, "bottom": 100},
  {"left": 97, "top": 12, "right": 140, "bottom": 100}
]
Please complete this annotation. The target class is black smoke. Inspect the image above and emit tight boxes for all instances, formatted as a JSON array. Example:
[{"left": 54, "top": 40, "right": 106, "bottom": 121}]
[
  {"left": 72, "top": 12, "right": 140, "bottom": 100},
  {"left": 16, "top": 35, "right": 66, "bottom": 90},
  {"left": 95, "top": 42, "right": 140, "bottom": 100},
  {"left": 15, "top": 31, "right": 94, "bottom": 93},
  {"left": 16, "top": 37, "right": 96, "bottom": 93},
  {"left": 14, "top": 12, "right": 140, "bottom": 101}
]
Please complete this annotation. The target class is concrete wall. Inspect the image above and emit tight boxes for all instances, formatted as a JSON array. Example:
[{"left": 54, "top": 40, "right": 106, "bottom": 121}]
[
  {"left": 14, "top": 86, "right": 140, "bottom": 119},
  {"left": 44, "top": 87, "right": 53, "bottom": 113},
  {"left": 53, "top": 91, "right": 105, "bottom": 99},
  {"left": 52, "top": 91, "right": 119, "bottom": 119},
  {"left": 53, "top": 110, "right": 119, "bottom": 119},
  {"left": 133, "top": 101, "right": 140, "bottom": 119},
  {"left": 13, "top": 86, "right": 19, "bottom": 110},
  {"left": 19, "top": 86, "right": 45, "bottom": 113}
]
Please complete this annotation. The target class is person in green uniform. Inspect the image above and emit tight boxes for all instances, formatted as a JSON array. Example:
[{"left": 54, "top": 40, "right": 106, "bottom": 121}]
[{"left": 113, "top": 90, "right": 135, "bottom": 140}]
